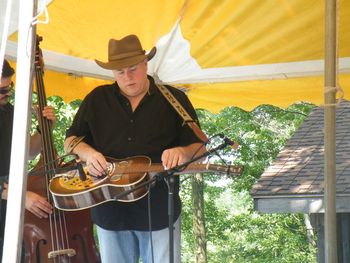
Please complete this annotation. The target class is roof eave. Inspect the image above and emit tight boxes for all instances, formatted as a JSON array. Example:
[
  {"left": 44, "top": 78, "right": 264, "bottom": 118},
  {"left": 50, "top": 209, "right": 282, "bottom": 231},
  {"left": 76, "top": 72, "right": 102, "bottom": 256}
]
[{"left": 253, "top": 194, "right": 350, "bottom": 213}]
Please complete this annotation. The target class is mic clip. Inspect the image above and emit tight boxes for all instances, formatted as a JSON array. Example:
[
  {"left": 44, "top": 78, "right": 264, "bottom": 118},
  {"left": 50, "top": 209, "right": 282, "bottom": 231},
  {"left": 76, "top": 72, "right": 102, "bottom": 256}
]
[{"left": 75, "top": 158, "right": 87, "bottom": 181}]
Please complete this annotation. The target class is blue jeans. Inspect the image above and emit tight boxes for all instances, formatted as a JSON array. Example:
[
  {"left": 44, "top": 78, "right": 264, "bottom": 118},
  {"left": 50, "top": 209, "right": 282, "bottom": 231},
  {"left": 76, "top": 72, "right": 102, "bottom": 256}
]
[{"left": 96, "top": 217, "right": 181, "bottom": 263}]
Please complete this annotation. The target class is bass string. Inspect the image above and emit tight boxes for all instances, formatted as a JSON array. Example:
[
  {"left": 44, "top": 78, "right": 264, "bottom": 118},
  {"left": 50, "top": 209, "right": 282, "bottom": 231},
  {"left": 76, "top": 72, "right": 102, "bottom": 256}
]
[{"left": 34, "top": 46, "right": 71, "bottom": 255}]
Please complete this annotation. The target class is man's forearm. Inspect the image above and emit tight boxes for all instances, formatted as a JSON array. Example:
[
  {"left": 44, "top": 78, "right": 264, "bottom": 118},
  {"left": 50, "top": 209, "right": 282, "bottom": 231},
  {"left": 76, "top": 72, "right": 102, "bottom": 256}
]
[
  {"left": 28, "top": 132, "right": 42, "bottom": 159},
  {"left": 183, "top": 142, "right": 207, "bottom": 161},
  {"left": 64, "top": 136, "right": 97, "bottom": 162}
]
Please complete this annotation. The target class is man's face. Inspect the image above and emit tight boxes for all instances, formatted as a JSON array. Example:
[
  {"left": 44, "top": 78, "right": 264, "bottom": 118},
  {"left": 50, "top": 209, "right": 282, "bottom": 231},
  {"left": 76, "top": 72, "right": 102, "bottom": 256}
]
[
  {"left": 112, "top": 60, "right": 149, "bottom": 99},
  {"left": 0, "top": 77, "right": 13, "bottom": 106}
]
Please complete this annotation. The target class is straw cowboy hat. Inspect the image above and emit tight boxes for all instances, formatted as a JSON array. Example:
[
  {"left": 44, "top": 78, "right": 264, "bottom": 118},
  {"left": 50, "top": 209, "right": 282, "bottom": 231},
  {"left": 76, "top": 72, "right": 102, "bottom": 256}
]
[{"left": 95, "top": 34, "right": 156, "bottom": 70}]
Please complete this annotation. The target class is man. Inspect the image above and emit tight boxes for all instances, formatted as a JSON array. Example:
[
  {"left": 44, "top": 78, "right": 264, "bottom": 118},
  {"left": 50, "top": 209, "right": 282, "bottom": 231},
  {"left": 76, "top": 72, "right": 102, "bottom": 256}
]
[
  {"left": 0, "top": 59, "right": 55, "bottom": 260},
  {"left": 64, "top": 34, "right": 207, "bottom": 263}
]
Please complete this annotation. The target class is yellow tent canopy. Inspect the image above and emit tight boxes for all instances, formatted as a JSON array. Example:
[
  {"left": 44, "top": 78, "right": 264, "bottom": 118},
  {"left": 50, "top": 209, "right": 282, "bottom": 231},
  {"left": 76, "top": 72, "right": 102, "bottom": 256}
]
[{"left": 3, "top": 0, "right": 350, "bottom": 112}]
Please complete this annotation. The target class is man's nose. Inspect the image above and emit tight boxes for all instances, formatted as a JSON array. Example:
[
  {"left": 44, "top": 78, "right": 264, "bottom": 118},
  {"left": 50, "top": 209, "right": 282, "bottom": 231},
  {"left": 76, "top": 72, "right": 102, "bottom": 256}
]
[{"left": 125, "top": 70, "right": 133, "bottom": 79}]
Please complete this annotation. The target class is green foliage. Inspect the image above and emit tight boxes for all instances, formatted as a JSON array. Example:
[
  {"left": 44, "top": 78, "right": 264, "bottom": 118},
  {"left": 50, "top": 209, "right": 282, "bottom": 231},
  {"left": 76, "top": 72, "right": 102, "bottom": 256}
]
[
  {"left": 181, "top": 102, "right": 317, "bottom": 263},
  {"left": 196, "top": 103, "right": 314, "bottom": 192},
  {"left": 205, "top": 212, "right": 316, "bottom": 263},
  {"left": 29, "top": 94, "right": 80, "bottom": 167}
]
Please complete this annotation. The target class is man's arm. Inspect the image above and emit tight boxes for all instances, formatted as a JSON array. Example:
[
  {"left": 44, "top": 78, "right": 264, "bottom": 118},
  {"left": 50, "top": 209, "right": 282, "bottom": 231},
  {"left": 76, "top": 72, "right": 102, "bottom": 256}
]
[
  {"left": 28, "top": 106, "right": 56, "bottom": 159},
  {"left": 64, "top": 136, "right": 107, "bottom": 176},
  {"left": 28, "top": 132, "right": 41, "bottom": 159},
  {"left": 161, "top": 142, "right": 207, "bottom": 170}
]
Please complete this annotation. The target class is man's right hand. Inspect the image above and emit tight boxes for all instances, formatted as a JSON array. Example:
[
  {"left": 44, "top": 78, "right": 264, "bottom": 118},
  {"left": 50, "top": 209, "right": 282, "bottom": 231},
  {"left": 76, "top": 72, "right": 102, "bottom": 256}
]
[
  {"left": 65, "top": 136, "right": 107, "bottom": 177},
  {"left": 85, "top": 151, "right": 108, "bottom": 177}
]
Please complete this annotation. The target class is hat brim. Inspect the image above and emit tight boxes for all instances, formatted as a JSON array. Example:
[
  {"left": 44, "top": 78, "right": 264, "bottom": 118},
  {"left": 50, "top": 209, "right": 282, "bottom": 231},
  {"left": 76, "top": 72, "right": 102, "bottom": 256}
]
[{"left": 95, "top": 46, "right": 156, "bottom": 70}]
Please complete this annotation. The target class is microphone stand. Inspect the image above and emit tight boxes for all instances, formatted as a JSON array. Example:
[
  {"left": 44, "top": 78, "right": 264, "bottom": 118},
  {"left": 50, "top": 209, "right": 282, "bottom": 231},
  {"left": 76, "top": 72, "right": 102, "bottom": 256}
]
[{"left": 112, "top": 136, "right": 235, "bottom": 263}]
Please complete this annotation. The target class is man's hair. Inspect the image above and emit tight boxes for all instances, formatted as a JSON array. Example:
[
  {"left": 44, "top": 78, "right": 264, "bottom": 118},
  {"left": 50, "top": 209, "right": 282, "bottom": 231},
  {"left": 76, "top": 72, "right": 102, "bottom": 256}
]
[{"left": 1, "top": 59, "right": 15, "bottom": 78}]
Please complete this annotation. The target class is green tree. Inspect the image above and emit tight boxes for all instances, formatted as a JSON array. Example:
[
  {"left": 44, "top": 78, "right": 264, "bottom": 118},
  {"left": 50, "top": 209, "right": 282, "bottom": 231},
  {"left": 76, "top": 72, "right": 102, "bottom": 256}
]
[
  {"left": 29, "top": 95, "right": 81, "bottom": 167},
  {"left": 181, "top": 103, "right": 317, "bottom": 263}
]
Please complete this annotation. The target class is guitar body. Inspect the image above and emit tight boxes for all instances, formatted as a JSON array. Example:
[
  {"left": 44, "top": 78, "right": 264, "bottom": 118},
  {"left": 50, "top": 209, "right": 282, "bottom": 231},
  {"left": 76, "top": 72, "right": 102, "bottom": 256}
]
[{"left": 50, "top": 156, "right": 151, "bottom": 211}]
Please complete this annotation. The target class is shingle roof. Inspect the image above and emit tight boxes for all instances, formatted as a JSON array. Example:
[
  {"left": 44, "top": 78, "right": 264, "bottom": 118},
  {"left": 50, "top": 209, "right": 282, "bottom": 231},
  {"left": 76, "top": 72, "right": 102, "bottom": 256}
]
[{"left": 251, "top": 100, "right": 350, "bottom": 212}]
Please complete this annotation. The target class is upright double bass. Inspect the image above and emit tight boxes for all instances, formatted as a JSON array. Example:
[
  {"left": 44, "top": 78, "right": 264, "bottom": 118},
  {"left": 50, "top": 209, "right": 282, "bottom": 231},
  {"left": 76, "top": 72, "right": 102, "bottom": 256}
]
[{"left": 23, "top": 36, "right": 101, "bottom": 262}]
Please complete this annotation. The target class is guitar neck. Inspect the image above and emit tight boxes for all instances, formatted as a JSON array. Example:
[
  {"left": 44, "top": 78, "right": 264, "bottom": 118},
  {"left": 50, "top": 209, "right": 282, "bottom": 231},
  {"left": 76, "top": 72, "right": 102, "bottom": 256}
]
[{"left": 114, "top": 162, "right": 242, "bottom": 177}]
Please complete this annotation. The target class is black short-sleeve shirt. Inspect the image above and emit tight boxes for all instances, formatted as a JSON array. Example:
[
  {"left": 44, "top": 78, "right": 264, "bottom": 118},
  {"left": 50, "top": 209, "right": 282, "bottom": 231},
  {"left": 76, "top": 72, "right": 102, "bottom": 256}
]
[{"left": 66, "top": 76, "right": 202, "bottom": 231}]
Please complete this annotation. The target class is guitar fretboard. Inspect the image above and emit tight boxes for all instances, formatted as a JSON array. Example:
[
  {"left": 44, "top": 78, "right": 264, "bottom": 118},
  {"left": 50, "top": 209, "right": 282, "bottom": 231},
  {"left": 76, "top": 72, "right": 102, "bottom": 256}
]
[{"left": 112, "top": 162, "right": 243, "bottom": 177}]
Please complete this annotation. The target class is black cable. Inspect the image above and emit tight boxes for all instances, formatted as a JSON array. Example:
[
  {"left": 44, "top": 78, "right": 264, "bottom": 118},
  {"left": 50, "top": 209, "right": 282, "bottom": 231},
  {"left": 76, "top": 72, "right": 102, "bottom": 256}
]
[
  {"left": 28, "top": 153, "right": 78, "bottom": 176},
  {"left": 178, "top": 134, "right": 228, "bottom": 184},
  {"left": 206, "top": 134, "right": 230, "bottom": 165}
]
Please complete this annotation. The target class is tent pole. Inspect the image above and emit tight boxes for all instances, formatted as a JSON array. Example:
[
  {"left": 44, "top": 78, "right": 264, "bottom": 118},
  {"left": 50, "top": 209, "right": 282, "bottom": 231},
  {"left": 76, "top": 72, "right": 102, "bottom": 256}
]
[
  {"left": 2, "top": 0, "right": 37, "bottom": 262},
  {"left": 324, "top": 0, "right": 337, "bottom": 262}
]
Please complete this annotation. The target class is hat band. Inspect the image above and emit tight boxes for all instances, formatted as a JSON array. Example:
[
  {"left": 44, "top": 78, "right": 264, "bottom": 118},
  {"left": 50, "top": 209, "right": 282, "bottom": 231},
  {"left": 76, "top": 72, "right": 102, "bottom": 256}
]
[{"left": 109, "top": 50, "right": 145, "bottom": 61}]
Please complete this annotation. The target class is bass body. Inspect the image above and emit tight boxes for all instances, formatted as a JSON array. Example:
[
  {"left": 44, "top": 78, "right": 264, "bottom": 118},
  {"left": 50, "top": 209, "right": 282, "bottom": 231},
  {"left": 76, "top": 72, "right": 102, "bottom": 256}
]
[
  {"left": 23, "top": 35, "right": 101, "bottom": 262},
  {"left": 24, "top": 164, "right": 101, "bottom": 262}
]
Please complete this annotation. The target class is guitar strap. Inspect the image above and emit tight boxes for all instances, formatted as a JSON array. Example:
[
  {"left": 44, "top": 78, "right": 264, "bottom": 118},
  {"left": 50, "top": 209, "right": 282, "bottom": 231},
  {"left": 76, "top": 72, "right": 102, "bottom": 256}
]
[{"left": 156, "top": 84, "right": 208, "bottom": 143}]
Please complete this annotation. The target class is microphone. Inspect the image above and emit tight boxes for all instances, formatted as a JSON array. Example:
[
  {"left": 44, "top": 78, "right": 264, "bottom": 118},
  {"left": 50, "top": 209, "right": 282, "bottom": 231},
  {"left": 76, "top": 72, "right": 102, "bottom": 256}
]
[
  {"left": 217, "top": 134, "right": 239, "bottom": 150},
  {"left": 75, "top": 158, "right": 87, "bottom": 181}
]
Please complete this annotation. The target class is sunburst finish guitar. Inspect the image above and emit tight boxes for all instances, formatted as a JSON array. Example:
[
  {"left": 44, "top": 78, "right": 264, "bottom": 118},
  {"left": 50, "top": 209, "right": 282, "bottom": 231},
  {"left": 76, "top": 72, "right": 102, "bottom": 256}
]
[{"left": 49, "top": 155, "right": 243, "bottom": 211}]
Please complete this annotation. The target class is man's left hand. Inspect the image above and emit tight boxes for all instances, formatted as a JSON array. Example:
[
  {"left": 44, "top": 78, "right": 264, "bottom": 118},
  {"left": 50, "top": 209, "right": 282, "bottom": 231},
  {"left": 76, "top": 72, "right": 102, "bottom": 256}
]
[
  {"left": 34, "top": 105, "right": 56, "bottom": 127},
  {"left": 161, "top": 147, "right": 187, "bottom": 170}
]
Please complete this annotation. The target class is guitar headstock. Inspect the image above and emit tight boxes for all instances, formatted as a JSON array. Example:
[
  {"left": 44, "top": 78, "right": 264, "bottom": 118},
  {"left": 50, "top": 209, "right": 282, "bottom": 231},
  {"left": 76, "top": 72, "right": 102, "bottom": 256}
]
[
  {"left": 204, "top": 163, "right": 244, "bottom": 177},
  {"left": 227, "top": 164, "right": 244, "bottom": 177}
]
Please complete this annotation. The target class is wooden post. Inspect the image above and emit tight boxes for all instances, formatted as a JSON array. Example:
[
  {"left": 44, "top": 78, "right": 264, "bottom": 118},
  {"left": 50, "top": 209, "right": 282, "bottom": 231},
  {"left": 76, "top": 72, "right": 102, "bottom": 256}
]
[
  {"left": 192, "top": 174, "right": 207, "bottom": 263},
  {"left": 324, "top": 0, "right": 337, "bottom": 262}
]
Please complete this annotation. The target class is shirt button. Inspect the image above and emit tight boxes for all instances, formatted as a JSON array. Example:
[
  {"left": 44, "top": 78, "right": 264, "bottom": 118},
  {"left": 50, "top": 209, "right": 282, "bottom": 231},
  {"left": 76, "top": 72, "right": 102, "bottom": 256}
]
[
  {"left": 127, "top": 137, "right": 132, "bottom": 141},
  {"left": 130, "top": 119, "right": 134, "bottom": 123}
]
